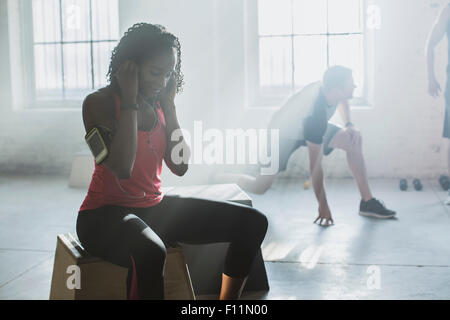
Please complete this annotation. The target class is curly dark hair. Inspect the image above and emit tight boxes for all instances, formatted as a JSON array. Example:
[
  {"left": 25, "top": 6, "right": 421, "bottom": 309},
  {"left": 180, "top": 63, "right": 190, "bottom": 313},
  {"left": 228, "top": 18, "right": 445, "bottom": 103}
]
[{"left": 107, "top": 22, "right": 184, "bottom": 93}]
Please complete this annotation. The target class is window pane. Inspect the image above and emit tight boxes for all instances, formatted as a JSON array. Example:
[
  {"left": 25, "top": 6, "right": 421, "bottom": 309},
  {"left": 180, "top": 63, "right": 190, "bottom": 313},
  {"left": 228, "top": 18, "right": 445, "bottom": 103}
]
[
  {"left": 63, "top": 43, "right": 91, "bottom": 99},
  {"left": 258, "top": 0, "right": 292, "bottom": 35},
  {"left": 92, "top": 0, "right": 119, "bottom": 40},
  {"left": 328, "top": 35, "right": 364, "bottom": 97},
  {"left": 328, "top": 0, "right": 362, "bottom": 34},
  {"left": 34, "top": 44, "right": 63, "bottom": 100},
  {"left": 93, "top": 41, "right": 117, "bottom": 88},
  {"left": 61, "top": 0, "right": 91, "bottom": 41},
  {"left": 292, "top": 0, "right": 327, "bottom": 34},
  {"left": 259, "top": 37, "right": 293, "bottom": 89},
  {"left": 293, "top": 36, "right": 327, "bottom": 88},
  {"left": 32, "top": 0, "right": 61, "bottom": 42}
]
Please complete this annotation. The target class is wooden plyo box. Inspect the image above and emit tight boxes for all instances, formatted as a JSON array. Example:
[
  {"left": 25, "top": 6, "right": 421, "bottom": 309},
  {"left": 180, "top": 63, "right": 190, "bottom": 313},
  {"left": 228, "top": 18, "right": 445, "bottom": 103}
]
[{"left": 49, "top": 233, "right": 195, "bottom": 300}]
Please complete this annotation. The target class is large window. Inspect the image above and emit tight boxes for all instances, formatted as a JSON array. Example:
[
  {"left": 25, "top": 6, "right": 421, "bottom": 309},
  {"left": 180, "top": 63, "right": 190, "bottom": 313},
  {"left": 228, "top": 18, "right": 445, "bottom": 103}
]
[
  {"left": 31, "top": 0, "right": 119, "bottom": 102},
  {"left": 252, "top": 0, "right": 365, "bottom": 106}
]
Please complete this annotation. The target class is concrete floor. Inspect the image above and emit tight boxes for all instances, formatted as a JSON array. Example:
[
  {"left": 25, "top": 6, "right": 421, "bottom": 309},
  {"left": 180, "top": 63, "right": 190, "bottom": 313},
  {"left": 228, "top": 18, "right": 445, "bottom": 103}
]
[{"left": 1, "top": 174, "right": 449, "bottom": 300}]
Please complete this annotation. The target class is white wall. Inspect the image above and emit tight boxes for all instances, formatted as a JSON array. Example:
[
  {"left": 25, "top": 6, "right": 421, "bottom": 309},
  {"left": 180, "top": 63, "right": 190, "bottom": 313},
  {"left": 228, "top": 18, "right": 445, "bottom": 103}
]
[{"left": 0, "top": 0, "right": 448, "bottom": 182}]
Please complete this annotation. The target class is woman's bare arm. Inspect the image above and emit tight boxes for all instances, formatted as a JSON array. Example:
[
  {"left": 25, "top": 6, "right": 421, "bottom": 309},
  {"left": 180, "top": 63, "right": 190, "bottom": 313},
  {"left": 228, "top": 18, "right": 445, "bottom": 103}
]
[{"left": 82, "top": 92, "right": 138, "bottom": 179}]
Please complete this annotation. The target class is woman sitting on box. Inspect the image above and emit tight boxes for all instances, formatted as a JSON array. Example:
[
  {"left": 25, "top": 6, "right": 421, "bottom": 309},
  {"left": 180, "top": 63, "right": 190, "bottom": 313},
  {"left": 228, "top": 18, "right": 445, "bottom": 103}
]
[{"left": 76, "top": 22, "right": 268, "bottom": 300}]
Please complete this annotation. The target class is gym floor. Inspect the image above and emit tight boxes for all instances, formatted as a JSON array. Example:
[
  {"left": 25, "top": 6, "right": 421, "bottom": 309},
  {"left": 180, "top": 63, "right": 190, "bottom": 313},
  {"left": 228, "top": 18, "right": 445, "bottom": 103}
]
[{"left": 1, "top": 174, "right": 449, "bottom": 299}]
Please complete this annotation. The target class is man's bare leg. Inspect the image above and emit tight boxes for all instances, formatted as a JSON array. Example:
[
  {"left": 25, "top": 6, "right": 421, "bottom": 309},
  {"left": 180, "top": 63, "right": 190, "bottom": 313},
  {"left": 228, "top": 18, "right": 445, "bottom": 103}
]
[
  {"left": 345, "top": 146, "right": 373, "bottom": 202},
  {"left": 328, "top": 128, "right": 396, "bottom": 218},
  {"left": 329, "top": 129, "right": 373, "bottom": 201}
]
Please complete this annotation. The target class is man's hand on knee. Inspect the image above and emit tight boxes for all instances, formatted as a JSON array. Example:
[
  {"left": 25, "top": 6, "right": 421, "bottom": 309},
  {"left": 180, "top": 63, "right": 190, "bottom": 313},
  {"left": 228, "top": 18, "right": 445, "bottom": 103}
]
[{"left": 345, "top": 127, "right": 362, "bottom": 148}]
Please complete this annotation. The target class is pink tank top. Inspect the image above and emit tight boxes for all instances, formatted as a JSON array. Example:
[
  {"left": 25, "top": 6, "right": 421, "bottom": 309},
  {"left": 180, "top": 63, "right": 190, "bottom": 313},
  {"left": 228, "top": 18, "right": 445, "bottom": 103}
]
[{"left": 79, "top": 93, "right": 167, "bottom": 211}]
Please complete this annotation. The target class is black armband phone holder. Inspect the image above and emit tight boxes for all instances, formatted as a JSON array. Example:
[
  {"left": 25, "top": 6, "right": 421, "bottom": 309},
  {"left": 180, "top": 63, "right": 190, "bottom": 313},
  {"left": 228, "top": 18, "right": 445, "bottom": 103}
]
[{"left": 84, "top": 126, "right": 113, "bottom": 165}]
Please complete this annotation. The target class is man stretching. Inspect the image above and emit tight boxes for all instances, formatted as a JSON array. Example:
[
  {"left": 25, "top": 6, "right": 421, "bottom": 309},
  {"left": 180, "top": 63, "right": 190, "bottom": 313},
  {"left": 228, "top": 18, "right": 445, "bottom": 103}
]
[{"left": 213, "top": 66, "right": 396, "bottom": 225}]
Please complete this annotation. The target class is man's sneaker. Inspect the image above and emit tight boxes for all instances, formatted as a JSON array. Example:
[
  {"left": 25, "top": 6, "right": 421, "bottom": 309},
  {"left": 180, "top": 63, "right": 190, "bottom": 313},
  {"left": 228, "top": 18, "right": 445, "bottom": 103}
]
[
  {"left": 445, "top": 191, "right": 450, "bottom": 205},
  {"left": 359, "top": 198, "right": 396, "bottom": 219}
]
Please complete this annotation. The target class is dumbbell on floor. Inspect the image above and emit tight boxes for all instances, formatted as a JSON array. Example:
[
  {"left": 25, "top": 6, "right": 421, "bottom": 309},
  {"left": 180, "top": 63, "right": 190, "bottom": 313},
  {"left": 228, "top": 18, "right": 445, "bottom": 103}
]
[
  {"left": 413, "top": 178, "right": 423, "bottom": 191},
  {"left": 399, "top": 179, "right": 408, "bottom": 191},
  {"left": 439, "top": 175, "right": 450, "bottom": 191}
]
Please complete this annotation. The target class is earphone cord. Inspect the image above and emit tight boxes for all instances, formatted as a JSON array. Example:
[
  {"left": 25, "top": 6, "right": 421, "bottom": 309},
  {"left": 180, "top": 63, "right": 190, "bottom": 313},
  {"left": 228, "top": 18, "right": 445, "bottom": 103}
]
[{"left": 114, "top": 95, "right": 162, "bottom": 200}]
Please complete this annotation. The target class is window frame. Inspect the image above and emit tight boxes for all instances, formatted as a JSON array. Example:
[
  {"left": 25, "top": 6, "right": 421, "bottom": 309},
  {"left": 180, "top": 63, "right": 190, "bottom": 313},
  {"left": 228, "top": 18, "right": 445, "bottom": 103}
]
[
  {"left": 244, "top": 0, "right": 371, "bottom": 110},
  {"left": 20, "top": 0, "right": 119, "bottom": 109}
]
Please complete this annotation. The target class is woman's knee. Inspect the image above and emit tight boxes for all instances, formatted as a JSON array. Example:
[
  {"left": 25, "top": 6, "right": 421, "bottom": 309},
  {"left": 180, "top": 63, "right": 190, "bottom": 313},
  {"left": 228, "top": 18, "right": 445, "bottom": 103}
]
[
  {"left": 121, "top": 214, "right": 167, "bottom": 264},
  {"left": 145, "top": 239, "right": 166, "bottom": 262},
  {"left": 134, "top": 231, "right": 167, "bottom": 266},
  {"left": 241, "top": 207, "right": 268, "bottom": 238},
  {"left": 255, "top": 209, "right": 269, "bottom": 234}
]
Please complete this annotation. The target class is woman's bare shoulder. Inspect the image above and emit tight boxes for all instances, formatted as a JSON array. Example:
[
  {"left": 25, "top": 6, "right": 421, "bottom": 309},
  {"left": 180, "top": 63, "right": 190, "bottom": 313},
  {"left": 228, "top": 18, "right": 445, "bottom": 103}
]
[
  {"left": 83, "top": 86, "right": 115, "bottom": 109},
  {"left": 82, "top": 86, "right": 117, "bottom": 132}
]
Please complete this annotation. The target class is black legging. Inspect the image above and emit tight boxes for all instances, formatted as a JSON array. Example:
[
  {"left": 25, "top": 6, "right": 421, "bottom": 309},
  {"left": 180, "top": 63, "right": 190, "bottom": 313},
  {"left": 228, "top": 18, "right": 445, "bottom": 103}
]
[{"left": 76, "top": 195, "right": 268, "bottom": 300}]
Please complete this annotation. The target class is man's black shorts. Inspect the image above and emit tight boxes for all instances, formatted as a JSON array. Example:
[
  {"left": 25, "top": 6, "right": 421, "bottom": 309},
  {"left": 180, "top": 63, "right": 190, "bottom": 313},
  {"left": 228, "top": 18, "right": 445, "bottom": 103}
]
[{"left": 263, "top": 123, "right": 342, "bottom": 174}]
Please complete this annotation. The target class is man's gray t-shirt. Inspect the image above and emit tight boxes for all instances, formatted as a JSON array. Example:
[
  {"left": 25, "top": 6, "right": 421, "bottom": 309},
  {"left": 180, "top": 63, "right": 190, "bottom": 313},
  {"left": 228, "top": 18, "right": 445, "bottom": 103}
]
[{"left": 269, "top": 81, "right": 339, "bottom": 144}]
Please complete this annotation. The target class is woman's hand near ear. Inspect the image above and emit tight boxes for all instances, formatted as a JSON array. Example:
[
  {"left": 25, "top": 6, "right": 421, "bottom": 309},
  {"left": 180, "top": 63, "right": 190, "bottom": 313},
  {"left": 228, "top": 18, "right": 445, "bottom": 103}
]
[
  {"left": 115, "top": 60, "right": 139, "bottom": 105},
  {"left": 158, "top": 74, "right": 190, "bottom": 176},
  {"left": 159, "top": 73, "right": 177, "bottom": 114}
]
